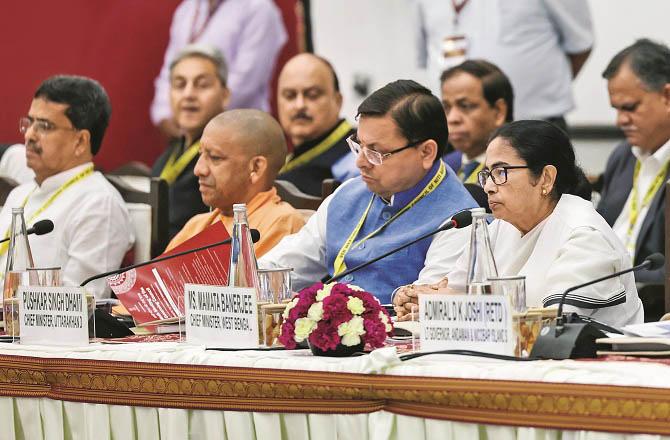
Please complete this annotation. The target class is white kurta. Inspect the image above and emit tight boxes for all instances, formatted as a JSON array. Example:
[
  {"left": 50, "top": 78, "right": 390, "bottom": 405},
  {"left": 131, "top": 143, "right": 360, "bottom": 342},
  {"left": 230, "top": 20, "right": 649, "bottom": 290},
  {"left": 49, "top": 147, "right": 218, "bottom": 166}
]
[
  {"left": 0, "top": 163, "right": 135, "bottom": 298},
  {"left": 446, "top": 194, "right": 643, "bottom": 328}
]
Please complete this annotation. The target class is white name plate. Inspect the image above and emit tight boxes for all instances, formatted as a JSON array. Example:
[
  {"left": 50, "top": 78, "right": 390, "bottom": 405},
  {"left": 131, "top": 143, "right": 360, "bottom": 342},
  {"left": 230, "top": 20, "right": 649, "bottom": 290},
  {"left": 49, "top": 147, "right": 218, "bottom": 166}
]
[
  {"left": 18, "top": 286, "right": 89, "bottom": 346},
  {"left": 185, "top": 284, "right": 258, "bottom": 347},
  {"left": 419, "top": 294, "right": 514, "bottom": 355}
]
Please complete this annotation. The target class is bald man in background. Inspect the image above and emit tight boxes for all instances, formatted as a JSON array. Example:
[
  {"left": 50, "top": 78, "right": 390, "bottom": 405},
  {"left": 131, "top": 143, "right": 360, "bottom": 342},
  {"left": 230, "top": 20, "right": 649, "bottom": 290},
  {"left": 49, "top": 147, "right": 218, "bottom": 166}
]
[
  {"left": 276, "top": 53, "right": 358, "bottom": 196},
  {"left": 166, "top": 109, "right": 305, "bottom": 257}
]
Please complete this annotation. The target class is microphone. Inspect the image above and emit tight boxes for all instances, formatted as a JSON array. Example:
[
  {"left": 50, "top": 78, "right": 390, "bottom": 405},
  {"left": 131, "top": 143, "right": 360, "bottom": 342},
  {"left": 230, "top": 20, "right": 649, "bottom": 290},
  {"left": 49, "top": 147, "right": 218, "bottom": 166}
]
[
  {"left": 326, "top": 210, "right": 472, "bottom": 283},
  {"left": 531, "top": 252, "right": 665, "bottom": 359},
  {"left": 80, "top": 228, "right": 261, "bottom": 287},
  {"left": 0, "top": 219, "right": 54, "bottom": 243}
]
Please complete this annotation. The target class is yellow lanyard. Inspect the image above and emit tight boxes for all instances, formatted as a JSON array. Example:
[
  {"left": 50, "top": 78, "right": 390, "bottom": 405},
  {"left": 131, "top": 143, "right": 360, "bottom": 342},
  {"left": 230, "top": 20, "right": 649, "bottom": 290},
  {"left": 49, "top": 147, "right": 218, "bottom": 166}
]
[
  {"left": 460, "top": 161, "right": 484, "bottom": 184},
  {"left": 0, "top": 165, "right": 94, "bottom": 256},
  {"left": 333, "top": 161, "right": 447, "bottom": 275},
  {"left": 159, "top": 140, "right": 200, "bottom": 185},
  {"left": 280, "top": 120, "right": 352, "bottom": 174},
  {"left": 625, "top": 159, "right": 670, "bottom": 252}
]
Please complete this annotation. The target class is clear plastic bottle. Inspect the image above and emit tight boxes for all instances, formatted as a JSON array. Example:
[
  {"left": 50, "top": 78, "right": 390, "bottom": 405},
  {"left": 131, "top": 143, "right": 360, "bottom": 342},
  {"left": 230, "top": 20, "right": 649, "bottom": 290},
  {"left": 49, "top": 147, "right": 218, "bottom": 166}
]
[
  {"left": 465, "top": 207, "right": 499, "bottom": 294},
  {"left": 227, "top": 204, "right": 261, "bottom": 298},
  {"left": 3, "top": 208, "right": 35, "bottom": 336}
]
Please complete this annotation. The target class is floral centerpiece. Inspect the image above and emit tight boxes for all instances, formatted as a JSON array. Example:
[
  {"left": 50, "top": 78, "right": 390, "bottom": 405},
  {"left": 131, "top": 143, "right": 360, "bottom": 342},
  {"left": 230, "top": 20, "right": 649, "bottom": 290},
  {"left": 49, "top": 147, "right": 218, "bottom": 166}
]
[{"left": 278, "top": 282, "right": 393, "bottom": 355}]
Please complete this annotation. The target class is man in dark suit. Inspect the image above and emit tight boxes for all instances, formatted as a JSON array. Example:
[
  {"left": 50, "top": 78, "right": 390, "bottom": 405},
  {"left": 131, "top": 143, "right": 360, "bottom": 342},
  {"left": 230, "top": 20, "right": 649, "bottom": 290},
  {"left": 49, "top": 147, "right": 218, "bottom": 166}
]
[{"left": 597, "top": 39, "right": 670, "bottom": 283}]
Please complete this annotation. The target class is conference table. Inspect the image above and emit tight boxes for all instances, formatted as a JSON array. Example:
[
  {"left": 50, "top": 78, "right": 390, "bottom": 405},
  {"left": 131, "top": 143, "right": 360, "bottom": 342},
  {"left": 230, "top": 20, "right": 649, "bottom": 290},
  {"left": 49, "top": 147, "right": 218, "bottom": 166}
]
[{"left": 0, "top": 338, "right": 668, "bottom": 440}]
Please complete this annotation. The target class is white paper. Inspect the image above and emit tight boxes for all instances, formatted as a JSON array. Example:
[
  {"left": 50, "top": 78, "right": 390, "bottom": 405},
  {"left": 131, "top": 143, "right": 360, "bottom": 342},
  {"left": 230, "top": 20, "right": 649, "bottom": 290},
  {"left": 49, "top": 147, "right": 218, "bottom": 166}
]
[
  {"left": 18, "top": 286, "right": 89, "bottom": 346},
  {"left": 184, "top": 284, "right": 258, "bottom": 348},
  {"left": 419, "top": 294, "right": 514, "bottom": 355}
]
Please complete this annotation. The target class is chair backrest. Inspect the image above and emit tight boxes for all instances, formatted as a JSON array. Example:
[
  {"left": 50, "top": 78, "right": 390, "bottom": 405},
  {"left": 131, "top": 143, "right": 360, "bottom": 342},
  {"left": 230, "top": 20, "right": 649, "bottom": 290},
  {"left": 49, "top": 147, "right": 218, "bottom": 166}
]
[
  {"left": 274, "top": 179, "right": 322, "bottom": 211},
  {"left": 0, "top": 176, "right": 18, "bottom": 207},
  {"left": 106, "top": 175, "right": 170, "bottom": 259},
  {"left": 464, "top": 183, "right": 491, "bottom": 213},
  {"left": 108, "top": 161, "right": 152, "bottom": 177},
  {"left": 321, "top": 178, "right": 341, "bottom": 200}
]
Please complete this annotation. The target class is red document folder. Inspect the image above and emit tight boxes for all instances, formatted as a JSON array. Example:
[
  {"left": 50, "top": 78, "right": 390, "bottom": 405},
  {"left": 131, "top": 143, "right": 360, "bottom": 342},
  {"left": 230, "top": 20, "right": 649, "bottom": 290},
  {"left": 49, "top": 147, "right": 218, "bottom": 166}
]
[{"left": 108, "top": 221, "right": 231, "bottom": 324}]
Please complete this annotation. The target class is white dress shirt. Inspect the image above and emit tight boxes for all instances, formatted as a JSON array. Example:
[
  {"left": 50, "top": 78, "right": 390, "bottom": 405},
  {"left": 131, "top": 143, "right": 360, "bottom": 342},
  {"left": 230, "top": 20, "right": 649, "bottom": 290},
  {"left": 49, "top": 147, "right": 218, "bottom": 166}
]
[
  {"left": 0, "top": 163, "right": 135, "bottom": 298},
  {"left": 613, "top": 139, "right": 670, "bottom": 259},
  {"left": 0, "top": 144, "right": 34, "bottom": 184},
  {"left": 415, "top": 0, "right": 593, "bottom": 119},
  {"left": 259, "top": 179, "right": 471, "bottom": 291}
]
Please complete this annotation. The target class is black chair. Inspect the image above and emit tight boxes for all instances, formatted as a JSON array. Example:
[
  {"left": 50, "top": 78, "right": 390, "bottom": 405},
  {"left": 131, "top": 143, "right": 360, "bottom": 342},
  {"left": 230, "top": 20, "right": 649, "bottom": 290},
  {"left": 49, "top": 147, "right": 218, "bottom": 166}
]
[
  {"left": 106, "top": 175, "right": 170, "bottom": 258},
  {"left": 464, "top": 183, "right": 491, "bottom": 213},
  {"left": 108, "top": 161, "right": 152, "bottom": 177},
  {"left": 638, "top": 283, "right": 665, "bottom": 322},
  {"left": 0, "top": 176, "right": 18, "bottom": 207},
  {"left": 321, "top": 178, "right": 342, "bottom": 200},
  {"left": 274, "top": 179, "right": 322, "bottom": 211}
]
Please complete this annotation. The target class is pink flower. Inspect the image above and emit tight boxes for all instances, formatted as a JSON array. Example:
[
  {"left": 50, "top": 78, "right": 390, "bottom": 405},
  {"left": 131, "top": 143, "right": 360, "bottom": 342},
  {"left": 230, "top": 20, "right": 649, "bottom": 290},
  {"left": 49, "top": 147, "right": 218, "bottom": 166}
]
[
  {"left": 278, "top": 321, "right": 296, "bottom": 349},
  {"left": 322, "top": 294, "right": 352, "bottom": 326},
  {"left": 363, "top": 318, "right": 387, "bottom": 348},
  {"left": 309, "top": 321, "right": 341, "bottom": 351}
]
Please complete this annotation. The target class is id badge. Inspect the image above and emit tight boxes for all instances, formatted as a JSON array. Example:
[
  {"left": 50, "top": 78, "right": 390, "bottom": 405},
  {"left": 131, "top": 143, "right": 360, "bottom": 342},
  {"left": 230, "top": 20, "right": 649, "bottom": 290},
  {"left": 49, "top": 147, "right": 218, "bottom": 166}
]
[{"left": 441, "top": 34, "right": 468, "bottom": 69}]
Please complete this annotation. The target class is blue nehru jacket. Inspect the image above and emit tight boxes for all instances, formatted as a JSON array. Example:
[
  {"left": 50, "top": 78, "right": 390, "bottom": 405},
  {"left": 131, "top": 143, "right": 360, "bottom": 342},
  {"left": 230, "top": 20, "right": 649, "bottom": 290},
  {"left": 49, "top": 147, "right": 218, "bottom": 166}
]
[{"left": 325, "top": 160, "right": 477, "bottom": 303}]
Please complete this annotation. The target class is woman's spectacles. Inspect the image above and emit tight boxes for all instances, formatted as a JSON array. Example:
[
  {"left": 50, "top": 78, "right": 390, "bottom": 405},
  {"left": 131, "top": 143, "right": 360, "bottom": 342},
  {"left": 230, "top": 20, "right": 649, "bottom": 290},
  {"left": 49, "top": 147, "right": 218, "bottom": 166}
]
[
  {"left": 477, "top": 165, "right": 530, "bottom": 187},
  {"left": 346, "top": 134, "right": 426, "bottom": 166}
]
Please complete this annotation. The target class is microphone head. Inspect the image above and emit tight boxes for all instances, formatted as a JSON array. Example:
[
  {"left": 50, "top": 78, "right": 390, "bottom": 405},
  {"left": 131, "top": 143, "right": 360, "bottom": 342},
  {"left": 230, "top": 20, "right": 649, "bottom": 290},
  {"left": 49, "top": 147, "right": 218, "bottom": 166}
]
[
  {"left": 451, "top": 210, "right": 473, "bottom": 228},
  {"left": 250, "top": 229, "right": 261, "bottom": 243},
  {"left": 32, "top": 219, "right": 54, "bottom": 236},
  {"left": 645, "top": 252, "right": 665, "bottom": 270}
]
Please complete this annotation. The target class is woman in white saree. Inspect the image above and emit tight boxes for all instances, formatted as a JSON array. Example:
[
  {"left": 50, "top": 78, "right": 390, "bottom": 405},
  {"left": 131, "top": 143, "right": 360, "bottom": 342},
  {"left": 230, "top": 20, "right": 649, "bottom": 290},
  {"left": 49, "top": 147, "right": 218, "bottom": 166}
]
[{"left": 394, "top": 120, "right": 643, "bottom": 328}]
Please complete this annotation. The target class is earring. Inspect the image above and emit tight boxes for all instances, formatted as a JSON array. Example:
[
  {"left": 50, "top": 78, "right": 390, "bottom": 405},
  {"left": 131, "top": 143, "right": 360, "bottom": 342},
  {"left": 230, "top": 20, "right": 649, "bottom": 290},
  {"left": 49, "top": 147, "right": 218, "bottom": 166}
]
[{"left": 542, "top": 189, "right": 547, "bottom": 195}]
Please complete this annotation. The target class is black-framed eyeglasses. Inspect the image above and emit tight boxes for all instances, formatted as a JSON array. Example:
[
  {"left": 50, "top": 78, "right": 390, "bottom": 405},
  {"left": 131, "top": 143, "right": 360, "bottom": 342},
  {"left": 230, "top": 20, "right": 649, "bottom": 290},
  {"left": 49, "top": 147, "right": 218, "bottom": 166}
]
[
  {"left": 477, "top": 165, "right": 530, "bottom": 187},
  {"left": 19, "top": 116, "right": 77, "bottom": 136},
  {"left": 346, "top": 134, "right": 427, "bottom": 166}
]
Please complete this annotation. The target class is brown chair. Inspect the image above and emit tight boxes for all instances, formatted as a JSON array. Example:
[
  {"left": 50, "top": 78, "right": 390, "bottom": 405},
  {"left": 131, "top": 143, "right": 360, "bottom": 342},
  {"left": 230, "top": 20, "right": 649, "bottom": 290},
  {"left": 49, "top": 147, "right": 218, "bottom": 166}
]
[
  {"left": 321, "top": 178, "right": 342, "bottom": 200},
  {"left": 274, "top": 179, "right": 322, "bottom": 211},
  {"left": 0, "top": 176, "right": 18, "bottom": 207},
  {"left": 108, "top": 161, "right": 152, "bottom": 177},
  {"left": 106, "top": 175, "right": 170, "bottom": 259}
]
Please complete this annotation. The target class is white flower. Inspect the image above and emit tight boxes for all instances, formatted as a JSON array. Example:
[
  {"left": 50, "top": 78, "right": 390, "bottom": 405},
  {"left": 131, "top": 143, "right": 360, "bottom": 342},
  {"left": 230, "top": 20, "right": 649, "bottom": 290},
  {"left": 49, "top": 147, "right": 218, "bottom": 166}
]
[
  {"left": 379, "top": 311, "right": 392, "bottom": 333},
  {"left": 307, "top": 302, "right": 324, "bottom": 321},
  {"left": 347, "top": 297, "right": 365, "bottom": 315},
  {"left": 282, "top": 297, "right": 299, "bottom": 319},
  {"left": 337, "top": 316, "right": 366, "bottom": 346},
  {"left": 347, "top": 284, "right": 364, "bottom": 292},
  {"left": 315, "top": 283, "right": 334, "bottom": 301},
  {"left": 293, "top": 317, "right": 317, "bottom": 342}
]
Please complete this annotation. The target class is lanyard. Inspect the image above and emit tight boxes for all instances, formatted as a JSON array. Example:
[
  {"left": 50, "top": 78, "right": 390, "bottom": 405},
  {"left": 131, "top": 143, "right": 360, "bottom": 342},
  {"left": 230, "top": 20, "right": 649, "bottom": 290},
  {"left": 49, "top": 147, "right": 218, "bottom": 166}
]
[
  {"left": 451, "top": 0, "right": 470, "bottom": 25},
  {"left": 280, "top": 121, "right": 352, "bottom": 174},
  {"left": 333, "top": 161, "right": 447, "bottom": 276},
  {"left": 625, "top": 159, "right": 670, "bottom": 253},
  {"left": 160, "top": 140, "right": 200, "bottom": 185},
  {"left": 188, "top": 0, "right": 223, "bottom": 43},
  {"left": 460, "top": 161, "right": 484, "bottom": 184},
  {"left": 0, "top": 164, "right": 94, "bottom": 257}
]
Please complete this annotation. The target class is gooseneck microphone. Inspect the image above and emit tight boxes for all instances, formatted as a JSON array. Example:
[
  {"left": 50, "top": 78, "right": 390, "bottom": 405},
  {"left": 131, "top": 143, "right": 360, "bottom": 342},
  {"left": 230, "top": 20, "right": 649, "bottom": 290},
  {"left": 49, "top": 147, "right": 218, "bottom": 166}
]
[
  {"left": 326, "top": 210, "right": 473, "bottom": 284},
  {"left": 0, "top": 219, "right": 55, "bottom": 244},
  {"left": 531, "top": 252, "right": 665, "bottom": 359},
  {"left": 80, "top": 229, "right": 261, "bottom": 287}
]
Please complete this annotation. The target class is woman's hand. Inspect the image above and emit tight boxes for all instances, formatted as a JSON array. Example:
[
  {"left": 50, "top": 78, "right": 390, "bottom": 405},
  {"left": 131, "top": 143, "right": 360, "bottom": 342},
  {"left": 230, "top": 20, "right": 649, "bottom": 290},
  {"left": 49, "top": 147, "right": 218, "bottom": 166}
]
[{"left": 393, "top": 278, "right": 449, "bottom": 321}]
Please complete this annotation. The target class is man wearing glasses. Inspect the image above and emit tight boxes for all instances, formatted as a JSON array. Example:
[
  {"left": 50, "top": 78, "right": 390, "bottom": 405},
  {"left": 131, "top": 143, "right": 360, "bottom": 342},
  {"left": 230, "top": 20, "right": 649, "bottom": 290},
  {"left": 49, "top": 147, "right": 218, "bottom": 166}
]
[
  {"left": 260, "top": 80, "right": 477, "bottom": 304},
  {"left": 0, "top": 75, "right": 134, "bottom": 299}
]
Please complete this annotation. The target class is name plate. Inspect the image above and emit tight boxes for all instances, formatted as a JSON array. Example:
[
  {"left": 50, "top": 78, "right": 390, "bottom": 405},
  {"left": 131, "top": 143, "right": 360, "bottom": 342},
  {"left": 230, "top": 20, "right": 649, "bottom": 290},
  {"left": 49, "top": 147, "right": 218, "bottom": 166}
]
[
  {"left": 419, "top": 294, "right": 514, "bottom": 355},
  {"left": 18, "top": 286, "right": 89, "bottom": 346},
  {"left": 185, "top": 284, "right": 258, "bottom": 347}
]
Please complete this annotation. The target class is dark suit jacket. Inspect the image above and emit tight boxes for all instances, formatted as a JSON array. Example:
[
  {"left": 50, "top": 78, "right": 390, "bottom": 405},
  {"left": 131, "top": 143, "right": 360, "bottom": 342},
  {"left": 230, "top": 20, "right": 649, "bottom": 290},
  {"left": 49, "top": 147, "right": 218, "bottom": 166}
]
[
  {"left": 597, "top": 141, "right": 667, "bottom": 283},
  {"left": 152, "top": 139, "right": 208, "bottom": 241}
]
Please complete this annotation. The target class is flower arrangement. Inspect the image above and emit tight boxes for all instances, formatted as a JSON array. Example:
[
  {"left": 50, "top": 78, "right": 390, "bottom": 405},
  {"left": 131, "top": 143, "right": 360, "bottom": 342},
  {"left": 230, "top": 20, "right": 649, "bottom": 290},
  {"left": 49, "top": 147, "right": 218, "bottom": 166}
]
[{"left": 278, "top": 282, "right": 393, "bottom": 352}]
